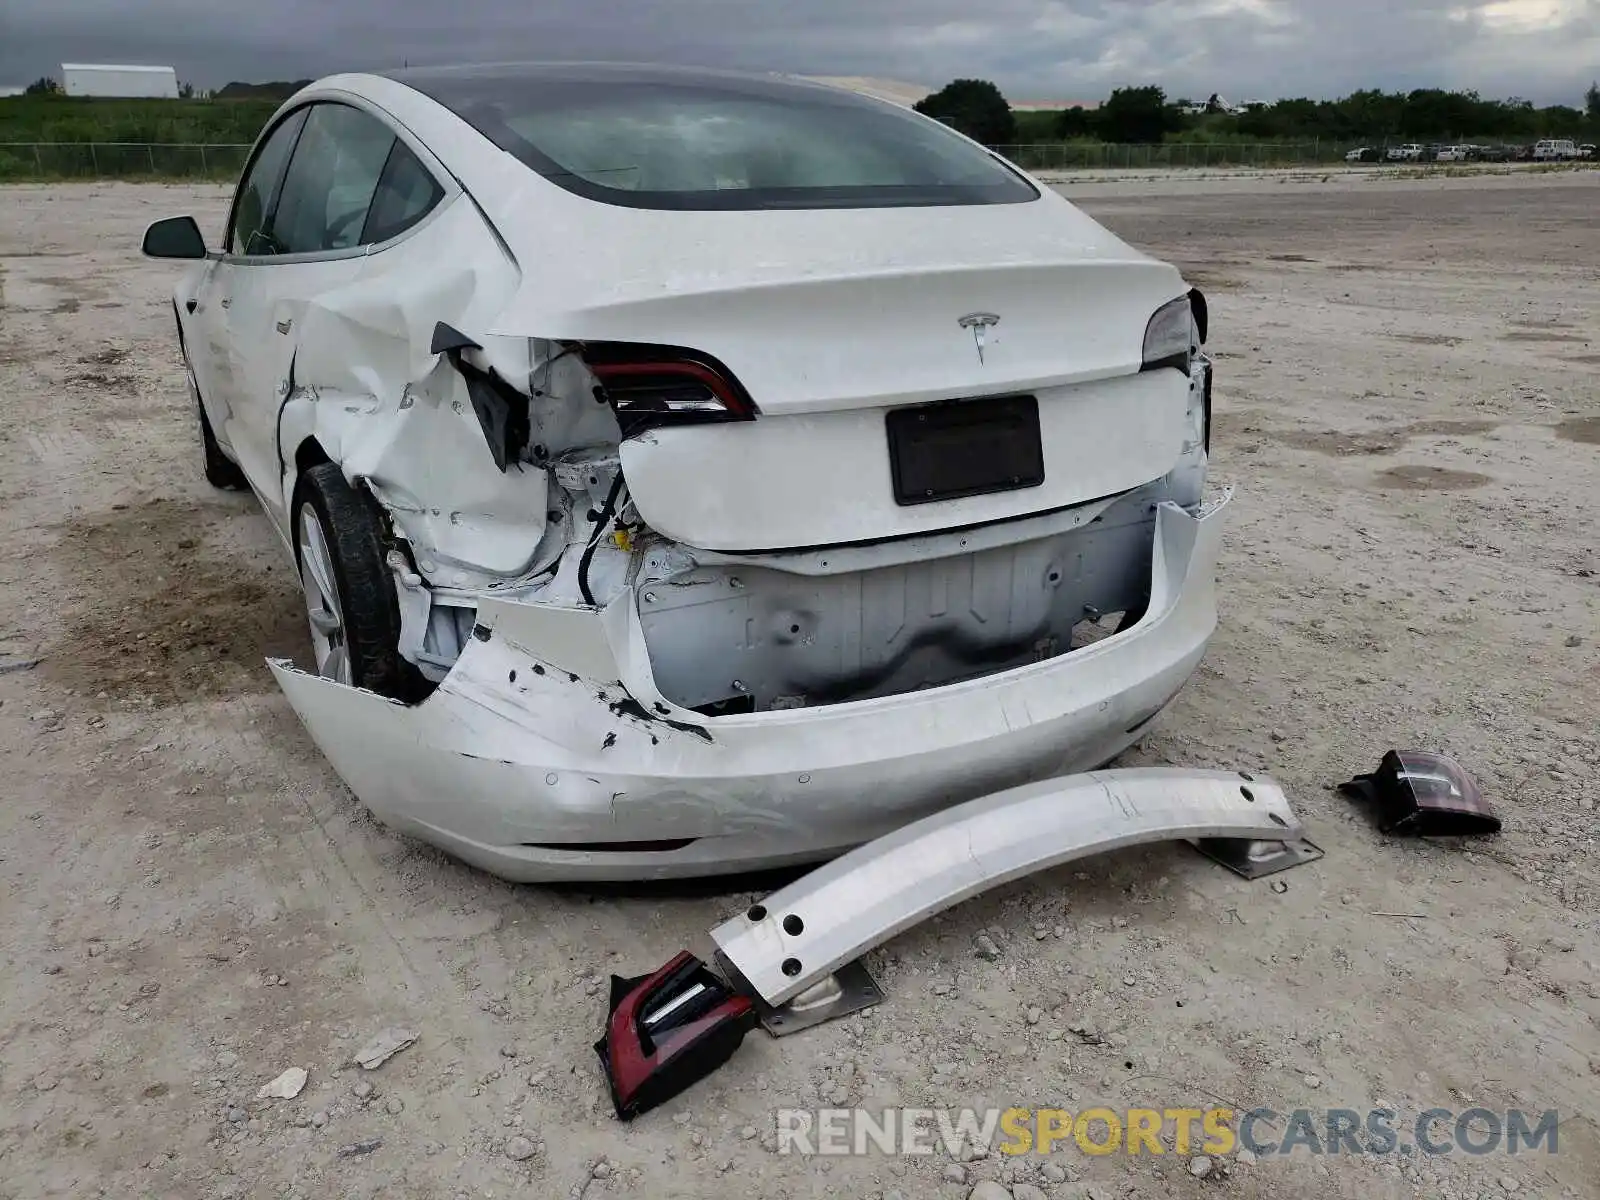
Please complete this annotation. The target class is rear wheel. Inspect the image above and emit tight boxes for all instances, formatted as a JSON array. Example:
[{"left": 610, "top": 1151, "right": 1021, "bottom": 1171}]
[{"left": 293, "top": 462, "right": 421, "bottom": 699}]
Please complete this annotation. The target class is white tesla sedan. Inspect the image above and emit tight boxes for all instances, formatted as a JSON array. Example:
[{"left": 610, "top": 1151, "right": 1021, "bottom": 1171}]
[{"left": 143, "top": 63, "right": 1223, "bottom": 881}]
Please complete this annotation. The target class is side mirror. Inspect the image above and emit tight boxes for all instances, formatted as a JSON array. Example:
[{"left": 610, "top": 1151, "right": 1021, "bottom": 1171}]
[{"left": 142, "top": 215, "right": 208, "bottom": 260}]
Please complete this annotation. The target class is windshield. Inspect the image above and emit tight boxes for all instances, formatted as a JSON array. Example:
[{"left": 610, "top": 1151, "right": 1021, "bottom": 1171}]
[{"left": 387, "top": 64, "right": 1039, "bottom": 211}]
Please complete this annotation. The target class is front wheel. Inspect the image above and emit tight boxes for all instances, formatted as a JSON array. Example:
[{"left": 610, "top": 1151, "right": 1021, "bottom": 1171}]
[
  {"left": 185, "top": 350, "right": 247, "bottom": 491},
  {"left": 293, "top": 462, "right": 423, "bottom": 700}
]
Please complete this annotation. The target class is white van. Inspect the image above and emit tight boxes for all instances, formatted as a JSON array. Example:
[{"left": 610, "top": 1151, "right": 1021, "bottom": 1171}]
[{"left": 1533, "top": 139, "right": 1578, "bottom": 161}]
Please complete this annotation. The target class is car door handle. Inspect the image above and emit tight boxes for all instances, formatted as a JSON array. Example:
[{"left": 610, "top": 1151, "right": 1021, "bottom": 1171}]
[{"left": 276, "top": 319, "right": 292, "bottom": 335}]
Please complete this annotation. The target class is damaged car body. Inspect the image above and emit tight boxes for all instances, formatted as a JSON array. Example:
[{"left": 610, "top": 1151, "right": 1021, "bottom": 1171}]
[{"left": 145, "top": 63, "right": 1223, "bottom": 880}]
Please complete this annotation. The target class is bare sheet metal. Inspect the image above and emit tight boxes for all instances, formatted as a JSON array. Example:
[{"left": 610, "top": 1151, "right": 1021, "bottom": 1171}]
[
  {"left": 637, "top": 485, "right": 1160, "bottom": 712},
  {"left": 709, "top": 768, "right": 1310, "bottom": 1006}
]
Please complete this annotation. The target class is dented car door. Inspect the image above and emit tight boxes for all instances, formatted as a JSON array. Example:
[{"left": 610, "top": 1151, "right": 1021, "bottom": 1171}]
[
  {"left": 223, "top": 101, "right": 405, "bottom": 533},
  {"left": 189, "top": 106, "right": 308, "bottom": 468}
]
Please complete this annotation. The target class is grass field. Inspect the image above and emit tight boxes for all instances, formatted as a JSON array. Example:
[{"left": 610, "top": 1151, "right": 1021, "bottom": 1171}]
[
  {"left": 0, "top": 95, "right": 278, "bottom": 143},
  {"left": 0, "top": 96, "right": 274, "bottom": 181}
]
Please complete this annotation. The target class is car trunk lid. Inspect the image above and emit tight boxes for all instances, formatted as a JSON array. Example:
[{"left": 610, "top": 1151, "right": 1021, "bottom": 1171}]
[{"left": 486, "top": 183, "right": 1194, "bottom": 550}]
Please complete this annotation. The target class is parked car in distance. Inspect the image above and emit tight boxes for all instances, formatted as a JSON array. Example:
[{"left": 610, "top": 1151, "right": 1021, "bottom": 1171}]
[
  {"left": 1435, "top": 146, "right": 1469, "bottom": 162},
  {"left": 139, "top": 63, "right": 1222, "bottom": 882},
  {"left": 1387, "top": 144, "right": 1424, "bottom": 162},
  {"left": 1533, "top": 139, "right": 1579, "bottom": 161},
  {"left": 1579, "top": 144, "right": 1596, "bottom": 160},
  {"left": 1345, "top": 146, "right": 1380, "bottom": 163},
  {"left": 1468, "top": 144, "right": 1510, "bottom": 162}
]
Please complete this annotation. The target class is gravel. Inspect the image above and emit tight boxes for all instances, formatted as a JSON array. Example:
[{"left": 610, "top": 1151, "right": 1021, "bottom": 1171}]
[
  {"left": 255, "top": 1067, "right": 307, "bottom": 1101},
  {"left": 2, "top": 171, "right": 1596, "bottom": 1200},
  {"left": 353, "top": 1028, "right": 418, "bottom": 1071}
]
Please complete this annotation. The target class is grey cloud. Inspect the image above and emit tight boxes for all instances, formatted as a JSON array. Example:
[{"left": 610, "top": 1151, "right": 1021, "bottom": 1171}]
[{"left": 4, "top": 0, "right": 1597, "bottom": 105}]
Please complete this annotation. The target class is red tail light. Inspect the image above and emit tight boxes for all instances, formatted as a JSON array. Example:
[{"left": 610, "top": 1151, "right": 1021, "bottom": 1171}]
[{"left": 579, "top": 342, "right": 758, "bottom": 436}]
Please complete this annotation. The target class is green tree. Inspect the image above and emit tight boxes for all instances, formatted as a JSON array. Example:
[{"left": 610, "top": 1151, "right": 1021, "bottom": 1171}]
[
  {"left": 1542, "top": 104, "right": 1583, "bottom": 133},
  {"left": 1098, "top": 86, "right": 1180, "bottom": 143},
  {"left": 914, "top": 79, "right": 1015, "bottom": 145},
  {"left": 1055, "top": 106, "right": 1098, "bottom": 139},
  {"left": 1586, "top": 81, "right": 1599, "bottom": 121},
  {"left": 24, "top": 76, "right": 60, "bottom": 96}
]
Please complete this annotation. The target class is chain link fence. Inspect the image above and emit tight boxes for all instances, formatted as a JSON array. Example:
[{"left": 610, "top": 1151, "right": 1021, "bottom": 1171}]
[
  {"left": 0, "top": 142, "right": 252, "bottom": 181},
  {"left": 992, "top": 142, "right": 1363, "bottom": 170}
]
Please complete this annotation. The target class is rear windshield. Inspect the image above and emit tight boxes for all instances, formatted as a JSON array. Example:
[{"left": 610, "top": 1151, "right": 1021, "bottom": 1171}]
[{"left": 387, "top": 65, "right": 1039, "bottom": 211}]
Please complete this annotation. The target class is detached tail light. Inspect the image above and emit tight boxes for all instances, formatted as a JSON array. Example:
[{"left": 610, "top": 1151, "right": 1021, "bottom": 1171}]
[{"left": 580, "top": 342, "right": 758, "bottom": 437}]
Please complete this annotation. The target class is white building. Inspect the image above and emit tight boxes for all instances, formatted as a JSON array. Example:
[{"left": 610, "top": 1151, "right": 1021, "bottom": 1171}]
[{"left": 59, "top": 64, "right": 179, "bottom": 99}]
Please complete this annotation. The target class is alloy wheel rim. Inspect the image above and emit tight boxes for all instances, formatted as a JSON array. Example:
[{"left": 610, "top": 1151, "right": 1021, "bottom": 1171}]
[{"left": 297, "top": 504, "right": 350, "bottom": 685}]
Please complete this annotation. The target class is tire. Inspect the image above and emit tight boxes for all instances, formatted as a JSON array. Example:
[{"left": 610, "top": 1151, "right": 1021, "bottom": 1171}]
[
  {"left": 185, "top": 350, "right": 248, "bottom": 490},
  {"left": 293, "top": 462, "right": 425, "bottom": 700},
  {"left": 198, "top": 401, "right": 248, "bottom": 490}
]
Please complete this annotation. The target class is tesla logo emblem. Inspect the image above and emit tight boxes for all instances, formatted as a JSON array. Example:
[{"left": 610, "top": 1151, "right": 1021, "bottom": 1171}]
[{"left": 958, "top": 312, "right": 1000, "bottom": 363}]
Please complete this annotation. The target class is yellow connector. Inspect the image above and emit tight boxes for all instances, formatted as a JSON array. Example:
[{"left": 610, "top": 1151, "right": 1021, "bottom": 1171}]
[{"left": 611, "top": 528, "right": 634, "bottom": 552}]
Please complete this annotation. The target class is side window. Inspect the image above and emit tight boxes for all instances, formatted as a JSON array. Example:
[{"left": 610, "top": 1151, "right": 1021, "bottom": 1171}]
[
  {"left": 228, "top": 108, "right": 308, "bottom": 256},
  {"left": 361, "top": 139, "right": 446, "bottom": 245},
  {"left": 269, "top": 104, "right": 396, "bottom": 256}
]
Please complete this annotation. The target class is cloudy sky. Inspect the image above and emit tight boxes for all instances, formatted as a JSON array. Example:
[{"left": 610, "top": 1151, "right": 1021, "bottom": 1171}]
[{"left": 5, "top": 0, "right": 1598, "bottom": 105}]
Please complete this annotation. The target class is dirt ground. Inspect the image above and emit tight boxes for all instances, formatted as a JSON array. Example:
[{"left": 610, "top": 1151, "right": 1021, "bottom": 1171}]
[{"left": 1, "top": 173, "right": 1597, "bottom": 1200}]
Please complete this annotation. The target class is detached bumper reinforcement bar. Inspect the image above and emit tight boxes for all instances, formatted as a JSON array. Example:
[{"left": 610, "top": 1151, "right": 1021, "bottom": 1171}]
[{"left": 711, "top": 768, "right": 1311, "bottom": 1007}]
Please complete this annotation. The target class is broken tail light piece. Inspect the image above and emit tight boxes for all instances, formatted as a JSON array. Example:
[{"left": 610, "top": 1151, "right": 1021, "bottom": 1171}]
[
  {"left": 1340, "top": 750, "right": 1501, "bottom": 837},
  {"left": 593, "top": 952, "right": 756, "bottom": 1121}
]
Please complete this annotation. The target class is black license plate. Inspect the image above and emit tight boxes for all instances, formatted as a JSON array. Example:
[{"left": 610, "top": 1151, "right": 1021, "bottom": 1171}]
[{"left": 886, "top": 394, "right": 1045, "bottom": 506}]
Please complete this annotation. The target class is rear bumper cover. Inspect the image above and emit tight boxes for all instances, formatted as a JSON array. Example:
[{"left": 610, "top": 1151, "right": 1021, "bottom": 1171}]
[{"left": 269, "top": 494, "right": 1231, "bottom": 881}]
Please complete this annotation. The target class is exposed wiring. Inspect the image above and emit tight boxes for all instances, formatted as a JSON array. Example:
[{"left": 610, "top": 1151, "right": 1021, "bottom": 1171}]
[{"left": 578, "top": 471, "right": 627, "bottom": 607}]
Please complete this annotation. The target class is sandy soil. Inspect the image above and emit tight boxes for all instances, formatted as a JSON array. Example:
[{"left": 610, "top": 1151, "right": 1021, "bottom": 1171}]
[{"left": 1, "top": 174, "right": 1597, "bottom": 1200}]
